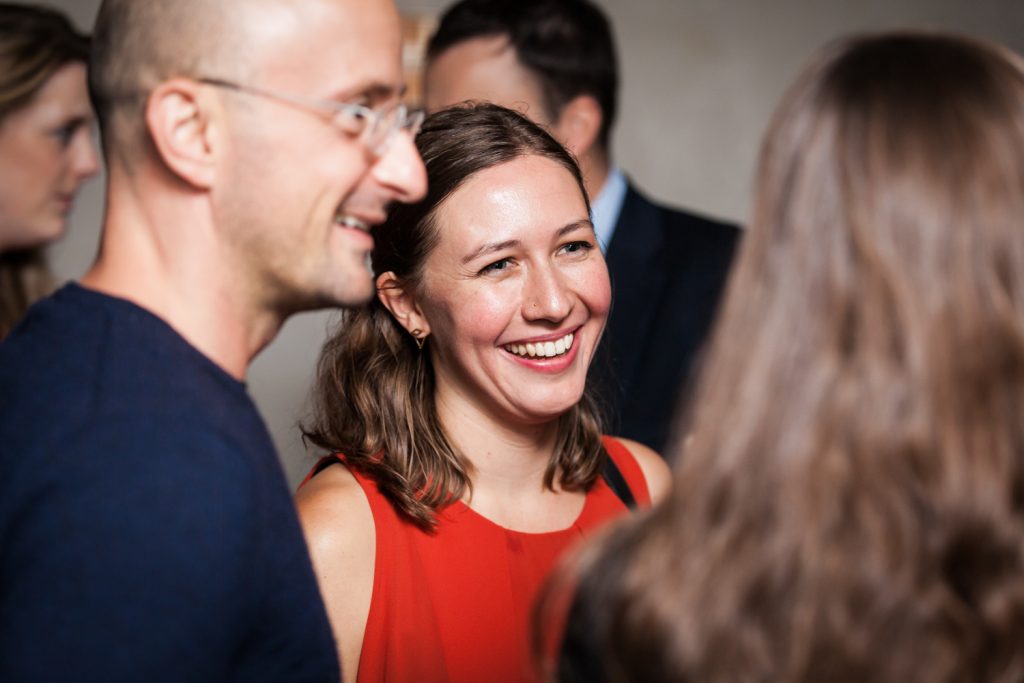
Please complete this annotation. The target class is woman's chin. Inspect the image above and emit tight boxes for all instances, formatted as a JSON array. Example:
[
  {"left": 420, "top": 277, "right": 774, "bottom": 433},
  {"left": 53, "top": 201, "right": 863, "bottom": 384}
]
[{"left": 506, "top": 390, "right": 587, "bottom": 426}]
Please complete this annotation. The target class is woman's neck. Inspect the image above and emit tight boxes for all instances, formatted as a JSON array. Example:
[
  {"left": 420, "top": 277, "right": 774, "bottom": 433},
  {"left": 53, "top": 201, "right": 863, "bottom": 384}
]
[
  {"left": 435, "top": 384, "right": 560, "bottom": 497},
  {"left": 436, "top": 385, "right": 586, "bottom": 532}
]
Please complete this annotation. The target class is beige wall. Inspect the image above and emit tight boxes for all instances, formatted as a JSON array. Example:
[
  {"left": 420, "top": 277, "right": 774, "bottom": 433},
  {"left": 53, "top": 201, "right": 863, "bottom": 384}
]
[{"left": 41, "top": 0, "right": 1024, "bottom": 484}]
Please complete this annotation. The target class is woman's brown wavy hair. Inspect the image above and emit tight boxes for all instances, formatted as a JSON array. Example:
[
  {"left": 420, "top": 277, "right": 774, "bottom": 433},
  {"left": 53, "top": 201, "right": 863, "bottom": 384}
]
[
  {"left": 0, "top": 3, "right": 89, "bottom": 339},
  {"left": 304, "top": 103, "right": 606, "bottom": 530},
  {"left": 552, "top": 33, "right": 1024, "bottom": 682}
]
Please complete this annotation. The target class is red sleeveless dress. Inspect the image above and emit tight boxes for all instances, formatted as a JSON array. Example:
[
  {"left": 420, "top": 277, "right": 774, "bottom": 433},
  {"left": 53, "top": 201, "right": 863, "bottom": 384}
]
[{"left": 318, "top": 436, "right": 650, "bottom": 683}]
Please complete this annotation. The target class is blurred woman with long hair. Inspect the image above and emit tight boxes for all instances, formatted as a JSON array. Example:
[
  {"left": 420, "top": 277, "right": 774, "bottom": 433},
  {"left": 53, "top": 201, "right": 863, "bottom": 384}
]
[
  {"left": 0, "top": 3, "right": 98, "bottom": 338},
  {"left": 553, "top": 33, "right": 1024, "bottom": 682}
]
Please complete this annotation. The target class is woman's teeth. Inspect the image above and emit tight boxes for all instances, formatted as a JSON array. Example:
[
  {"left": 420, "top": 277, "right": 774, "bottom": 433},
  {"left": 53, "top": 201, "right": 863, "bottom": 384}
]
[{"left": 504, "top": 332, "right": 574, "bottom": 358}]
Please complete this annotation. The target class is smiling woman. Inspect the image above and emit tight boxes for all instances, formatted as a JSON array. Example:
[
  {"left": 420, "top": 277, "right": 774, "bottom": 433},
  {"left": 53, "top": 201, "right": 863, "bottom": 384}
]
[
  {"left": 295, "top": 103, "right": 671, "bottom": 683},
  {"left": 0, "top": 4, "right": 98, "bottom": 339}
]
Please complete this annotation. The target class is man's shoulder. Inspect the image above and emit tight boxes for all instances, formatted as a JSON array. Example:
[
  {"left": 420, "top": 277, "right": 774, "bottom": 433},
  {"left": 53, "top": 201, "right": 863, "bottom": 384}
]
[
  {"left": 622, "top": 181, "right": 740, "bottom": 248},
  {"left": 609, "top": 181, "right": 740, "bottom": 283},
  {"left": 0, "top": 410, "right": 333, "bottom": 683},
  {"left": 661, "top": 202, "right": 741, "bottom": 244},
  {"left": 0, "top": 284, "right": 199, "bottom": 398},
  {"left": 1, "top": 411, "right": 262, "bottom": 524},
  {"left": 0, "top": 286, "right": 277, "bottom": 523},
  {"left": 0, "top": 284, "right": 265, "bottom": 453}
]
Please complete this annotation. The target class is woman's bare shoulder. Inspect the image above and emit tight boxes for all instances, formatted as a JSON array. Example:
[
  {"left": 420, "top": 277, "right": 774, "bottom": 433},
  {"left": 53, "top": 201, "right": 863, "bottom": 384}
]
[
  {"left": 294, "top": 462, "right": 376, "bottom": 683},
  {"left": 295, "top": 462, "right": 375, "bottom": 551},
  {"left": 613, "top": 437, "right": 673, "bottom": 505}
]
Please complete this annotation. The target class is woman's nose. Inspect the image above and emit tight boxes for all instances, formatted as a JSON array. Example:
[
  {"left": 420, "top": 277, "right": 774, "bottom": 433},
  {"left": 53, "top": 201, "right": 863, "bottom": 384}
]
[
  {"left": 72, "top": 128, "right": 101, "bottom": 182},
  {"left": 522, "top": 264, "right": 573, "bottom": 322}
]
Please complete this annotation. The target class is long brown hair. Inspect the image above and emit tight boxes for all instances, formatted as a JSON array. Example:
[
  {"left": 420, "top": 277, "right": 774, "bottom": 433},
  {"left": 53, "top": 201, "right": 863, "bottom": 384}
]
[
  {"left": 555, "top": 33, "right": 1024, "bottom": 682},
  {"left": 0, "top": 3, "right": 89, "bottom": 338},
  {"left": 304, "top": 103, "right": 607, "bottom": 530}
]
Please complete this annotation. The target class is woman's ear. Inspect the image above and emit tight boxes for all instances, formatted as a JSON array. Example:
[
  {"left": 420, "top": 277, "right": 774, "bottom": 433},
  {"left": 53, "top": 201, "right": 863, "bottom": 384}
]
[{"left": 376, "top": 271, "right": 431, "bottom": 337}]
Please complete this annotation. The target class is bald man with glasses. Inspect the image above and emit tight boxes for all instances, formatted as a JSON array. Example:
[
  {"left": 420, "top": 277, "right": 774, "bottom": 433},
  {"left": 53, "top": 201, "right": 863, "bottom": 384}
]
[{"left": 0, "top": 0, "right": 425, "bottom": 681}]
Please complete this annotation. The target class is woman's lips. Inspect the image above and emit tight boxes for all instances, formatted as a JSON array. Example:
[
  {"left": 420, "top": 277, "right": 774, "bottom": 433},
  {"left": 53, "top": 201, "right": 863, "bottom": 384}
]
[
  {"left": 501, "top": 328, "right": 584, "bottom": 374},
  {"left": 503, "top": 330, "right": 575, "bottom": 359}
]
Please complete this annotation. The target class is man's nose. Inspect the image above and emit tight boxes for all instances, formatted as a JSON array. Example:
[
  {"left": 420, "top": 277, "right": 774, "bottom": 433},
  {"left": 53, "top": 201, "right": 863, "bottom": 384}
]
[{"left": 369, "top": 129, "right": 427, "bottom": 204}]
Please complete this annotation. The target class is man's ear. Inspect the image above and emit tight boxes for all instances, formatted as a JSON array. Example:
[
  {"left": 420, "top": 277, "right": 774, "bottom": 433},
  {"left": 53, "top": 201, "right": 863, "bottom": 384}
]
[
  {"left": 552, "top": 94, "right": 603, "bottom": 159},
  {"left": 145, "top": 78, "right": 218, "bottom": 189},
  {"left": 376, "top": 271, "right": 431, "bottom": 338}
]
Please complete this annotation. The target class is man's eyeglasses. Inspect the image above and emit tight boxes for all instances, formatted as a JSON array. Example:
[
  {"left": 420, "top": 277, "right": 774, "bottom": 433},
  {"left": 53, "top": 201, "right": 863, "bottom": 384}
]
[{"left": 198, "top": 78, "right": 424, "bottom": 158}]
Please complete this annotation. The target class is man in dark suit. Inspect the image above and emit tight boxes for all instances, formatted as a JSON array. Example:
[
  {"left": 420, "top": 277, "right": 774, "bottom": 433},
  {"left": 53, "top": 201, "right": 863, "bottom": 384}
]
[{"left": 423, "top": 0, "right": 739, "bottom": 454}]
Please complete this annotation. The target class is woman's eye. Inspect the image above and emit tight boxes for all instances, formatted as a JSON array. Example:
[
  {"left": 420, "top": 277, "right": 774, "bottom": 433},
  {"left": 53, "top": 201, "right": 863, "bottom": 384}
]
[
  {"left": 560, "top": 240, "right": 595, "bottom": 255},
  {"left": 51, "top": 123, "right": 76, "bottom": 147},
  {"left": 479, "top": 258, "right": 513, "bottom": 275}
]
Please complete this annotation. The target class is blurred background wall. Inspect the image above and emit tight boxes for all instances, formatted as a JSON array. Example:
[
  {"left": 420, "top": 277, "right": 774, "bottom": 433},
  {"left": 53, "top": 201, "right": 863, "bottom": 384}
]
[{"left": 41, "top": 0, "right": 1024, "bottom": 484}]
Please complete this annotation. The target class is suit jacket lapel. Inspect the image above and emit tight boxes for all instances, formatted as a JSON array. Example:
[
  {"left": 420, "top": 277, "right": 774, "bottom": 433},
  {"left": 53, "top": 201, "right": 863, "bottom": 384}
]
[{"left": 600, "top": 181, "right": 671, "bottom": 397}]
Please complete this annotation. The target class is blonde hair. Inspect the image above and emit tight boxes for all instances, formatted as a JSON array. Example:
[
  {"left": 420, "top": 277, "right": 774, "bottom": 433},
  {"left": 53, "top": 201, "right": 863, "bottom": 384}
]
[{"left": 555, "top": 32, "right": 1024, "bottom": 682}]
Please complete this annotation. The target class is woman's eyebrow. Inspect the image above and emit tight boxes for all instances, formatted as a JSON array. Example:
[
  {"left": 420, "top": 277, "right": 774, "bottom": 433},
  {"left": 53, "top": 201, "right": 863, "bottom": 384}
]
[
  {"left": 461, "top": 239, "right": 520, "bottom": 265},
  {"left": 557, "top": 219, "right": 595, "bottom": 236},
  {"left": 461, "top": 220, "right": 594, "bottom": 264}
]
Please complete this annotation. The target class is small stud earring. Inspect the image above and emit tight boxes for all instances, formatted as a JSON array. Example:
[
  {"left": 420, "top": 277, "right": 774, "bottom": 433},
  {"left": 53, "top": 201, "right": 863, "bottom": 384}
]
[{"left": 411, "top": 328, "right": 426, "bottom": 350}]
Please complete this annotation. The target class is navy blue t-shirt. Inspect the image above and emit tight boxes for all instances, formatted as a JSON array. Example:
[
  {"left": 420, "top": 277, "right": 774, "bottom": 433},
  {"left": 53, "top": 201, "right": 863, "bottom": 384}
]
[{"left": 0, "top": 285, "right": 340, "bottom": 683}]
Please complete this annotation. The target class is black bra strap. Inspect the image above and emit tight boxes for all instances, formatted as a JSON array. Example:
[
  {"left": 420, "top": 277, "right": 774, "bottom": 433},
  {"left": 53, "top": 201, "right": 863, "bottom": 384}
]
[
  {"left": 600, "top": 446, "right": 637, "bottom": 510},
  {"left": 310, "top": 455, "right": 339, "bottom": 478}
]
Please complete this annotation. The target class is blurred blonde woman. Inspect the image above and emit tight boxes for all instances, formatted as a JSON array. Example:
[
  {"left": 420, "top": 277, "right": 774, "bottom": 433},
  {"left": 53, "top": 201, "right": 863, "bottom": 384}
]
[
  {"left": 0, "top": 3, "right": 98, "bottom": 338},
  {"left": 552, "top": 33, "right": 1024, "bottom": 683}
]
